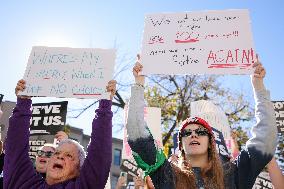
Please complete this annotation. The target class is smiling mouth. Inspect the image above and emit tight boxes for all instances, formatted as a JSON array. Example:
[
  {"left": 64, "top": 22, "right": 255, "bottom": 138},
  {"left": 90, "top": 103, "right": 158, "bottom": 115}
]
[
  {"left": 53, "top": 163, "right": 63, "bottom": 170},
  {"left": 190, "top": 141, "right": 200, "bottom": 145}
]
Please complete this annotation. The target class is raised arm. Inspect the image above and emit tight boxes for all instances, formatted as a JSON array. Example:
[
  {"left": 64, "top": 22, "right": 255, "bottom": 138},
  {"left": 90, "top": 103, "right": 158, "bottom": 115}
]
[
  {"left": 126, "top": 55, "right": 174, "bottom": 189},
  {"left": 234, "top": 55, "right": 277, "bottom": 188},
  {"left": 78, "top": 80, "right": 115, "bottom": 188},
  {"left": 4, "top": 80, "right": 41, "bottom": 188}
]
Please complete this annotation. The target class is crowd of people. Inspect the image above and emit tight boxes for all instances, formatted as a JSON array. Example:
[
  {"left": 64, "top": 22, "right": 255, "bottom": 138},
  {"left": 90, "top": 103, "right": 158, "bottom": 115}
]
[{"left": 0, "top": 54, "right": 283, "bottom": 189}]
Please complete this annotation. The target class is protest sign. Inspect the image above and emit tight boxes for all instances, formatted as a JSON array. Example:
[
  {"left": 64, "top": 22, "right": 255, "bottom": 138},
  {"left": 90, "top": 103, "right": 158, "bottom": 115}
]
[
  {"left": 272, "top": 101, "right": 284, "bottom": 134},
  {"left": 19, "top": 46, "right": 116, "bottom": 99},
  {"left": 120, "top": 158, "right": 144, "bottom": 178},
  {"left": 252, "top": 171, "right": 273, "bottom": 189},
  {"left": 212, "top": 127, "right": 230, "bottom": 158},
  {"left": 141, "top": 9, "right": 255, "bottom": 75},
  {"left": 28, "top": 139, "right": 46, "bottom": 160},
  {"left": 30, "top": 101, "right": 68, "bottom": 135}
]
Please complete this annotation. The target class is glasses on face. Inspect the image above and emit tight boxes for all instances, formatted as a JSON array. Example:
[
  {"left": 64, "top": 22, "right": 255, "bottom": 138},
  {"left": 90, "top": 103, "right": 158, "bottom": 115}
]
[
  {"left": 180, "top": 127, "right": 209, "bottom": 137},
  {"left": 37, "top": 150, "right": 54, "bottom": 158}
]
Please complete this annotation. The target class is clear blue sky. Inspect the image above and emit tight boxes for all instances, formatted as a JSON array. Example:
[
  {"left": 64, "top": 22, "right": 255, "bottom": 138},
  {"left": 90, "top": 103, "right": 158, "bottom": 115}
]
[{"left": 1, "top": 0, "right": 283, "bottom": 137}]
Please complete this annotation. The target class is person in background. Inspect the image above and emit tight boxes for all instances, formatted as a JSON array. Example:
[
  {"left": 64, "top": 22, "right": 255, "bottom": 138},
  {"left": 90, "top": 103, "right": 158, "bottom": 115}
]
[
  {"left": 4, "top": 79, "right": 116, "bottom": 188},
  {"left": 34, "top": 131, "right": 68, "bottom": 178},
  {"left": 126, "top": 54, "right": 277, "bottom": 189},
  {"left": 35, "top": 143, "right": 56, "bottom": 178}
]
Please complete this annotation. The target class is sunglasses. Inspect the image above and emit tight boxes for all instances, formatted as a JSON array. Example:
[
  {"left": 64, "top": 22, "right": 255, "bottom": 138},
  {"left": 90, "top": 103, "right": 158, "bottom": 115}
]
[
  {"left": 180, "top": 128, "right": 209, "bottom": 137},
  {"left": 37, "top": 150, "right": 54, "bottom": 158}
]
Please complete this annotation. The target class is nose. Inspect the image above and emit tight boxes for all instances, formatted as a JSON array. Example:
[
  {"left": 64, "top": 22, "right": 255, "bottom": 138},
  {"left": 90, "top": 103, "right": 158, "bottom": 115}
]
[
  {"left": 190, "top": 131, "right": 198, "bottom": 138},
  {"left": 56, "top": 153, "right": 64, "bottom": 160}
]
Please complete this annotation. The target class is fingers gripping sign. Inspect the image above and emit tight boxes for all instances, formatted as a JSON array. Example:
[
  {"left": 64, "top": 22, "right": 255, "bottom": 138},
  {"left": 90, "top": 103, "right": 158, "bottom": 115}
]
[{"left": 106, "top": 80, "right": 117, "bottom": 100}]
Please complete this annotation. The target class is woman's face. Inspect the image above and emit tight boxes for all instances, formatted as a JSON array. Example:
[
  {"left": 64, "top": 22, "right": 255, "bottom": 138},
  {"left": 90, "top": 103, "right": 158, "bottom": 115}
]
[{"left": 181, "top": 123, "right": 210, "bottom": 157}]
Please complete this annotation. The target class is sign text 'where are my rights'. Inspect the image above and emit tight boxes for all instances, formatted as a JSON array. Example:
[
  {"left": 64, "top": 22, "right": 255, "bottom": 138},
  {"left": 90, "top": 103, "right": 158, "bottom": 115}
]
[
  {"left": 19, "top": 47, "right": 116, "bottom": 99},
  {"left": 141, "top": 9, "right": 255, "bottom": 75}
]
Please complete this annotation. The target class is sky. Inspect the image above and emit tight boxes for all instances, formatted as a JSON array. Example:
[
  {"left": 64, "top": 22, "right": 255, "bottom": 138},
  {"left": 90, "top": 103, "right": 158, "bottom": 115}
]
[{"left": 1, "top": 0, "right": 284, "bottom": 138}]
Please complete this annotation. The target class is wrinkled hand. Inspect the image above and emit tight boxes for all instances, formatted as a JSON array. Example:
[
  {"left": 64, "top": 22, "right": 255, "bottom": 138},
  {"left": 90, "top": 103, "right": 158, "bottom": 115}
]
[
  {"left": 133, "top": 54, "right": 145, "bottom": 86},
  {"left": 15, "top": 79, "right": 31, "bottom": 99},
  {"left": 106, "top": 80, "right": 117, "bottom": 100},
  {"left": 251, "top": 54, "right": 266, "bottom": 91},
  {"left": 55, "top": 131, "right": 68, "bottom": 143}
]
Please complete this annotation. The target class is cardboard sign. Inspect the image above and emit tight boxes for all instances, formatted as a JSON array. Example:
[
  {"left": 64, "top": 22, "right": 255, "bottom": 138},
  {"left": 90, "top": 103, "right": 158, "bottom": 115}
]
[
  {"left": 30, "top": 101, "right": 68, "bottom": 135},
  {"left": 20, "top": 46, "right": 116, "bottom": 99},
  {"left": 272, "top": 101, "right": 284, "bottom": 134},
  {"left": 141, "top": 9, "right": 255, "bottom": 75}
]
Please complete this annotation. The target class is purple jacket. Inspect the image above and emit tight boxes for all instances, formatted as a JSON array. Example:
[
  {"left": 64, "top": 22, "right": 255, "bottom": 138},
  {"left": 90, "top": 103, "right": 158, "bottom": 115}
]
[{"left": 4, "top": 98, "right": 113, "bottom": 189}]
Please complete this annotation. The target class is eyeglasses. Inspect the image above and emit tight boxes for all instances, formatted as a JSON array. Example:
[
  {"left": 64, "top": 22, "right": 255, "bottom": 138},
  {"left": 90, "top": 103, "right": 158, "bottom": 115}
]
[
  {"left": 180, "top": 128, "right": 209, "bottom": 137},
  {"left": 37, "top": 150, "right": 54, "bottom": 158}
]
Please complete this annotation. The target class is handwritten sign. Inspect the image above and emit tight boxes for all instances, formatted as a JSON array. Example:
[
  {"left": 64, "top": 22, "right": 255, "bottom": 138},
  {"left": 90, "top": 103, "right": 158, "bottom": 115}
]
[
  {"left": 20, "top": 46, "right": 116, "bottom": 99},
  {"left": 272, "top": 101, "right": 284, "bottom": 134},
  {"left": 141, "top": 9, "right": 255, "bottom": 75}
]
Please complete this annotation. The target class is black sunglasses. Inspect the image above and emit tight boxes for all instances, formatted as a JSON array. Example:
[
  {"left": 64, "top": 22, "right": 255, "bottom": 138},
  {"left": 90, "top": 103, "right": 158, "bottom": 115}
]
[
  {"left": 37, "top": 150, "right": 54, "bottom": 158},
  {"left": 180, "top": 128, "right": 209, "bottom": 137}
]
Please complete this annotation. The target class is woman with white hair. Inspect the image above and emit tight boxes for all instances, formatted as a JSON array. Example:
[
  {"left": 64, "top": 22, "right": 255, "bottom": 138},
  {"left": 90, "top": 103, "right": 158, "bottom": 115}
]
[{"left": 4, "top": 79, "right": 116, "bottom": 188}]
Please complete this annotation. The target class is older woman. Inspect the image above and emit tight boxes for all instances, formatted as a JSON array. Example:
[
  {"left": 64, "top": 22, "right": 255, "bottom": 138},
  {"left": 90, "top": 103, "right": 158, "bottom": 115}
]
[{"left": 4, "top": 79, "right": 116, "bottom": 188}]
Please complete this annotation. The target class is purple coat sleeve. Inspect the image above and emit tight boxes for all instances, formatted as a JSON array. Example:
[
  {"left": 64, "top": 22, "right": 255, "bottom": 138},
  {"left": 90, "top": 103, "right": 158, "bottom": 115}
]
[
  {"left": 4, "top": 98, "right": 43, "bottom": 189},
  {"left": 76, "top": 99, "right": 113, "bottom": 188}
]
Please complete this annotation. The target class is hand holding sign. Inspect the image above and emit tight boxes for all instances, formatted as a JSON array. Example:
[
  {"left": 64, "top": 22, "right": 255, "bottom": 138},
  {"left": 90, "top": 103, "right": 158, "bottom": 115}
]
[
  {"left": 106, "top": 80, "right": 117, "bottom": 100},
  {"left": 15, "top": 79, "right": 31, "bottom": 99},
  {"left": 133, "top": 54, "right": 145, "bottom": 86},
  {"left": 55, "top": 131, "right": 68, "bottom": 143},
  {"left": 251, "top": 54, "right": 266, "bottom": 91}
]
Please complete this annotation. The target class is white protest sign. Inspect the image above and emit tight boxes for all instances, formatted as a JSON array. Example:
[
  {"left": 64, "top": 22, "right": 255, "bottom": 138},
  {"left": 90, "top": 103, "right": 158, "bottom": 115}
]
[
  {"left": 141, "top": 9, "right": 255, "bottom": 75},
  {"left": 20, "top": 46, "right": 116, "bottom": 99}
]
